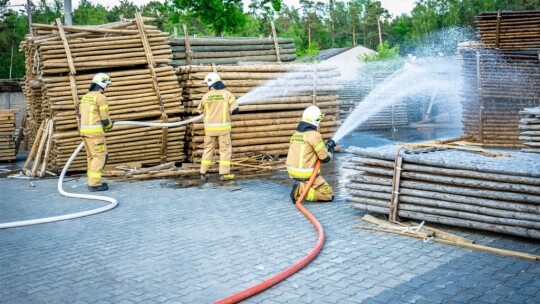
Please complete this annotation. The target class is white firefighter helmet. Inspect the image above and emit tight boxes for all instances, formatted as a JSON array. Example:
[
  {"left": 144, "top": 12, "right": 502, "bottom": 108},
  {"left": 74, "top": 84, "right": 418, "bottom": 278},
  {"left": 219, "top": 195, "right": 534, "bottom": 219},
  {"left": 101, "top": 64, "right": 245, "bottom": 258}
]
[
  {"left": 301, "top": 105, "right": 324, "bottom": 127},
  {"left": 204, "top": 72, "right": 221, "bottom": 87},
  {"left": 92, "top": 73, "right": 112, "bottom": 89}
]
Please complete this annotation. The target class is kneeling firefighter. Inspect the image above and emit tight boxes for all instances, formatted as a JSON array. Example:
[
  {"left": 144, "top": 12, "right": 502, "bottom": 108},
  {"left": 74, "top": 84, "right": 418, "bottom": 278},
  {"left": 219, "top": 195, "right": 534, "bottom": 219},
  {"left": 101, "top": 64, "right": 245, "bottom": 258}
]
[
  {"left": 198, "top": 72, "right": 240, "bottom": 181},
  {"left": 79, "top": 73, "right": 114, "bottom": 192},
  {"left": 286, "top": 105, "right": 337, "bottom": 203}
]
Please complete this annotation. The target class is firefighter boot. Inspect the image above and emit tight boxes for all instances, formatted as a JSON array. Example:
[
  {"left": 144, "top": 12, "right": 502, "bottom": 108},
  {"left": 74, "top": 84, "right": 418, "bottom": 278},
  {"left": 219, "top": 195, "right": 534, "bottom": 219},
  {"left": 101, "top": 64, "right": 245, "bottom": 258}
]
[
  {"left": 200, "top": 173, "right": 209, "bottom": 181},
  {"left": 220, "top": 173, "right": 235, "bottom": 181},
  {"left": 88, "top": 183, "right": 108, "bottom": 192},
  {"left": 290, "top": 180, "right": 300, "bottom": 204}
]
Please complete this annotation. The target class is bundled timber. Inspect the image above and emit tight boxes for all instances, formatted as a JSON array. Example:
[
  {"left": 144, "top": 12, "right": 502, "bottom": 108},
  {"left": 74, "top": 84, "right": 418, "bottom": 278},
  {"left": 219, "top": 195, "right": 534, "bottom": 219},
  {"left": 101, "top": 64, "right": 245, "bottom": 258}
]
[
  {"left": 476, "top": 10, "right": 540, "bottom": 50},
  {"left": 170, "top": 36, "right": 296, "bottom": 65},
  {"left": 520, "top": 107, "right": 540, "bottom": 153},
  {"left": 22, "top": 18, "right": 171, "bottom": 75},
  {"left": 458, "top": 41, "right": 540, "bottom": 147},
  {"left": 346, "top": 69, "right": 409, "bottom": 130},
  {"left": 346, "top": 145, "right": 540, "bottom": 239},
  {"left": 177, "top": 63, "right": 342, "bottom": 162},
  {"left": 0, "top": 110, "right": 18, "bottom": 161},
  {"left": 0, "top": 79, "right": 23, "bottom": 93},
  {"left": 19, "top": 15, "right": 187, "bottom": 173}
]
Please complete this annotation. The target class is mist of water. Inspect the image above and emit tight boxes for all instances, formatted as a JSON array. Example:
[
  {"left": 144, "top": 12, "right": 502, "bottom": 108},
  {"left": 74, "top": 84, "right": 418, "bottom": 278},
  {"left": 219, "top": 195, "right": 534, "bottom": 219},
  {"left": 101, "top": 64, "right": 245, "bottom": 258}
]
[{"left": 332, "top": 56, "right": 462, "bottom": 142}]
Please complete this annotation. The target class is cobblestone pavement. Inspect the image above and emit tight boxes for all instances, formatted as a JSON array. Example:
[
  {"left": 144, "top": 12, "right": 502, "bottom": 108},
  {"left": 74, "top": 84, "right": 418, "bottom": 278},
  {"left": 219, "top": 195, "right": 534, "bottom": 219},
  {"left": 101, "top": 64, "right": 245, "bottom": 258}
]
[{"left": 1, "top": 155, "right": 539, "bottom": 303}]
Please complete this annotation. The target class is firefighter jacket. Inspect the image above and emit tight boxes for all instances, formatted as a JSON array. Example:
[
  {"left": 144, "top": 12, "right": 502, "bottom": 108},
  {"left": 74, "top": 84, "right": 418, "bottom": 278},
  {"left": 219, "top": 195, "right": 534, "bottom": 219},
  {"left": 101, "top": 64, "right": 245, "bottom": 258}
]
[
  {"left": 78, "top": 90, "right": 112, "bottom": 138},
  {"left": 197, "top": 89, "right": 238, "bottom": 136},
  {"left": 286, "top": 126, "right": 332, "bottom": 179}
]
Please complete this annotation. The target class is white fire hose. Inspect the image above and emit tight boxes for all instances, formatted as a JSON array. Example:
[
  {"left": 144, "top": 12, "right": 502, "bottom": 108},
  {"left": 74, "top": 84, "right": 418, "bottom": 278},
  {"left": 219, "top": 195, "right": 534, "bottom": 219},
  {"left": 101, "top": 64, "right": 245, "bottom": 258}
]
[{"left": 0, "top": 115, "right": 203, "bottom": 229}]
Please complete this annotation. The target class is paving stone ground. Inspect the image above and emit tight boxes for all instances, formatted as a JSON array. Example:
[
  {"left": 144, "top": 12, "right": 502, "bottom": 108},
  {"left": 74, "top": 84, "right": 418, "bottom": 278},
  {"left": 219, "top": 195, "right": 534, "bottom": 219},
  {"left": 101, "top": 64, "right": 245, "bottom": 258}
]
[{"left": 1, "top": 154, "right": 539, "bottom": 303}]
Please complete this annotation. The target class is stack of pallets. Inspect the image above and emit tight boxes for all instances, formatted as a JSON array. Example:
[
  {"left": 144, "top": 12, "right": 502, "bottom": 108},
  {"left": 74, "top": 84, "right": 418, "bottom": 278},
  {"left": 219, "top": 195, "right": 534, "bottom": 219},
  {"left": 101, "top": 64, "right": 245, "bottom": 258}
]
[{"left": 0, "top": 110, "right": 18, "bottom": 161}]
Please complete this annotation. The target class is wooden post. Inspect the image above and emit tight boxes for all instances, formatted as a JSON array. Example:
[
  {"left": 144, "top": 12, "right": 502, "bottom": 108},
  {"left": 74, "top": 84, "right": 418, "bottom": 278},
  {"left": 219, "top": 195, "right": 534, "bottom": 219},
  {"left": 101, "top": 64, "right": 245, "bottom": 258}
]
[
  {"left": 389, "top": 149, "right": 403, "bottom": 222},
  {"left": 22, "top": 120, "right": 45, "bottom": 172},
  {"left": 38, "top": 120, "right": 54, "bottom": 177},
  {"left": 270, "top": 21, "right": 281, "bottom": 63},
  {"left": 312, "top": 63, "right": 317, "bottom": 105},
  {"left": 495, "top": 11, "right": 501, "bottom": 49},
  {"left": 55, "top": 18, "right": 80, "bottom": 128},
  {"left": 183, "top": 24, "right": 192, "bottom": 65}
]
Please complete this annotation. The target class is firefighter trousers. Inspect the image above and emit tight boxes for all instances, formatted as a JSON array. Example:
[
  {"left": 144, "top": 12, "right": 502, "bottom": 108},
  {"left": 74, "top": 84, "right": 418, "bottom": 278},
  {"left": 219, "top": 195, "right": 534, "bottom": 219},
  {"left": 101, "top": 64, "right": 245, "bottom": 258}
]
[
  {"left": 293, "top": 176, "right": 334, "bottom": 202},
  {"left": 200, "top": 133, "right": 232, "bottom": 175},
  {"left": 82, "top": 136, "right": 108, "bottom": 186}
]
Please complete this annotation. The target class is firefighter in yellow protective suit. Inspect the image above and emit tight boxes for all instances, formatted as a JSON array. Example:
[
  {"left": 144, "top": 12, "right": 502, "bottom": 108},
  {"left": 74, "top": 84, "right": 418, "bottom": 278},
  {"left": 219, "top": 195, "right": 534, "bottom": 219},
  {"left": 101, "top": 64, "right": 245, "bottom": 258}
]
[
  {"left": 197, "top": 72, "right": 239, "bottom": 181},
  {"left": 286, "top": 105, "right": 337, "bottom": 203},
  {"left": 79, "top": 73, "right": 113, "bottom": 192}
]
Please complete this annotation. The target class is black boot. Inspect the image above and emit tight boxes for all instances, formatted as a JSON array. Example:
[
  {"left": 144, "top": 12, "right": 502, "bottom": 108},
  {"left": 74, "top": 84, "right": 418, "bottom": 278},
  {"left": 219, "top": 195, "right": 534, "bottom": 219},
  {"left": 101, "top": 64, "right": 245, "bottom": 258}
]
[
  {"left": 88, "top": 183, "right": 108, "bottom": 192},
  {"left": 290, "top": 181, "right": 300, "bottom": 204},
  {"left": 200, "top": 173, "right": 209, "bottom": 181}
]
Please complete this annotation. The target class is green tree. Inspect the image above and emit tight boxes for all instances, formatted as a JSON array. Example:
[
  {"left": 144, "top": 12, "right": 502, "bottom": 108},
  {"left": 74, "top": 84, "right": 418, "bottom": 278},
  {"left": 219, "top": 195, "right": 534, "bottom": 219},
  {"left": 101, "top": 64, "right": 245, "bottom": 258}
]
[
  {"left": 107, "top": 0, "right": 140, "bottom": 22},
  {"left": 0, "top": 9, "right": 27, "bottom": 78},
  {"left": 73, "top": 0, "right": 108, "bottom": 25},
  {"left": 170, "top": 0, "right": 247, "bottom": 36}
]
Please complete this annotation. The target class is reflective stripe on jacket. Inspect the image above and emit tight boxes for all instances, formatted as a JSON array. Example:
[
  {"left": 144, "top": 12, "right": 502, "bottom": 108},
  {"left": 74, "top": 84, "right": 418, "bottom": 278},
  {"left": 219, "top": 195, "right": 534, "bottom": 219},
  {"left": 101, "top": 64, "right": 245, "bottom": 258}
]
[
  {"left": 79, "top": 91, "right": 110, "bottom": 138},
  {"left": 197, "top": 89, "right": 237, "bottom": 135},
  {"left": 285, "top": 130, "right": 331, "bottom": 179}
]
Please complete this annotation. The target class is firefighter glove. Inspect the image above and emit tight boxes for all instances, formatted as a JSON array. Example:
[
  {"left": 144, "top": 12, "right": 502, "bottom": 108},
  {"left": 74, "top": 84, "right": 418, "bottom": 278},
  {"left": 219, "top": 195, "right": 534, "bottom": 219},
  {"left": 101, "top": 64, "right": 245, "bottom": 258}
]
[{"left": 326, "top": 139, "right": 336, "bottom": 154}]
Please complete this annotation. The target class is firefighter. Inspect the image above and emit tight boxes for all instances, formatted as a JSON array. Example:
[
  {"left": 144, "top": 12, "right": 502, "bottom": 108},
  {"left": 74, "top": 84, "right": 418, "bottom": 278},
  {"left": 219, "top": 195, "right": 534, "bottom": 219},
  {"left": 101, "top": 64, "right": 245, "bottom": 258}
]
[
  {"left": 79, "top": 73, "right": 113, "bottom": 192},
  {"left": 198, "top": 72, "right": 239, "bottom": 181},
  {"left": 286, "top": 105, "right": 337, "bottom": 203}
]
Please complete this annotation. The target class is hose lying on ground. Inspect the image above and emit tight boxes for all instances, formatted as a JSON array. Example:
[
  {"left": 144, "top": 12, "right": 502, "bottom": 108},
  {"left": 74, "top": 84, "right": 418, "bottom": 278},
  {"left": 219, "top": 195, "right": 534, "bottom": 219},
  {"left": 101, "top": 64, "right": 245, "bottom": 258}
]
[
  {"left": 0, "top": 116, "right": 203, "bottom": 229},
  {"left": 214, "top": 160, "right": 325, "bottom": 304}
]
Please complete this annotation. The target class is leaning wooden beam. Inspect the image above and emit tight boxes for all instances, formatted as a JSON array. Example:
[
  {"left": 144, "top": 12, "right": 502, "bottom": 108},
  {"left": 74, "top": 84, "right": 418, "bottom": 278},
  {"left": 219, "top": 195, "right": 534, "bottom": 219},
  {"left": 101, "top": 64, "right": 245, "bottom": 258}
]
[{"left": 356, "top": 225, "right": 540, "bottom": 260}]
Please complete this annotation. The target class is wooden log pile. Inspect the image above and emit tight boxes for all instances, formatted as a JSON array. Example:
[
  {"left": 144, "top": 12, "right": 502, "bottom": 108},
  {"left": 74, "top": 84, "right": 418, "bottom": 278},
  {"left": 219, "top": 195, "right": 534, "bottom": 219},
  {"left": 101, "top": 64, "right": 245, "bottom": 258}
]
[
  {"left": 458, "top": 41, "right": 540, "bottom": 147},
  {"left": 476, "top": 10, "right": 540, "bottom": 50},
  {"left": 177, "top": 64, "right": 342, "bottom": 162},
  {"left": 19, "top": 15, "right": 187, "bottom": 172},
  {"left": 0, "top": 110, "right": 18, "bottom": 161},
  {"left": 353, "top": 69, "right": 408, "bottom": 130},
  {"left": 345, "top": 145, "right": 540, "bottom": 239},
  {"left": 0, "top": 79, "right": 23, "bottom": 93},
  {"left": 169, "top": 36, "right": 296, "bottom": 66},
  {"left": 520, "top": 107, "right": 540, "bottom": 153}
]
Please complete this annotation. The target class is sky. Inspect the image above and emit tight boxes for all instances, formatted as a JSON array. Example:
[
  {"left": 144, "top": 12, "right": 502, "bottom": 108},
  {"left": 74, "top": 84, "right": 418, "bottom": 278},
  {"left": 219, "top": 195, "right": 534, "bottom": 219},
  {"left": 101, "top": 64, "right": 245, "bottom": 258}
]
[{"left": 9, "top": 0, "right": 417, "bottom": 17}]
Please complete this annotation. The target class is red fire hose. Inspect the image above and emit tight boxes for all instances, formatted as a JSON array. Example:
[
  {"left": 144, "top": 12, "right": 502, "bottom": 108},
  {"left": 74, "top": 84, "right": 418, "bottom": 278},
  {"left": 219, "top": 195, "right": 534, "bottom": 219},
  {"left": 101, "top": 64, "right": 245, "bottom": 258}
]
[{"left": 214, "top": 160, "right": 324, "bottom": 304}]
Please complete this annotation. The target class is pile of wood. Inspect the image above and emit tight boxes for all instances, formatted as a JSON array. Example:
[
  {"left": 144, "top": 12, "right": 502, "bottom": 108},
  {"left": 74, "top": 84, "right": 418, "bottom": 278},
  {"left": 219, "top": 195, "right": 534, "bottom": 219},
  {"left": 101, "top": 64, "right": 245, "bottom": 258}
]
[
  {"left": 170, "top": 36, "right": 296, "bottom": 66},
  {"left": 0, "top": 79, "right": 23, "bottom": 93},
  {"left": 0, "top": 110, "right": 18, "bottom": 161},
  {"left": 520, "top": 107, "right": 540, "bottom": 153},
  {"left": 19, "top": 15, "right": 187, "bottom": 172},
  {"left": 346, "top": 145, "right": 540, "bottom": 239},
  {"left": 476, "top": 10, "right": 540, "bottom": 50},
  {"left": 104, "top": 155, "right": 285, "bottom": 181},
  {"left": 458, "top": 44, "right": 540, "bottom": 147},
  {"left": 353, "top": 69, "right": 408, "bottom": 130},
  {"left": 177, "top": 64, "right": 342, "bottom": 162}
]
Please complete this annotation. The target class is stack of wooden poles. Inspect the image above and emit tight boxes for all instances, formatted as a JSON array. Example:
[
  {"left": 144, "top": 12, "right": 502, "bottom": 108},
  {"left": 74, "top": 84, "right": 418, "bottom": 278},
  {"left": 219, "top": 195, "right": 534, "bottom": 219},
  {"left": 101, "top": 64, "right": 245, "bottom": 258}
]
[
  {"left": 345, "top": 145, "right": 540, "bottom": 239},
  {"left": 355, "top": 69, "right": 408, "bottom": 130},
  {"left": 519, "top": 107, "right": 540, "bottom": 153},
  {"left": 177, "top": 64, "right": 342, "bottom": 162},
  {"left": 170, "top": 36, "right": 296, "bottom": 66},
  {"left": 457, "top": 11, "right": 540, "bottom": 148},
  {"left": 19, "top": 15, "right": 186, "bottom": 172},
  {"left": 476, "top": 10, "right": 540, "bottom": 50},
  {"left": 0, "top": 110, "right": 18, "bottom": 161}
]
